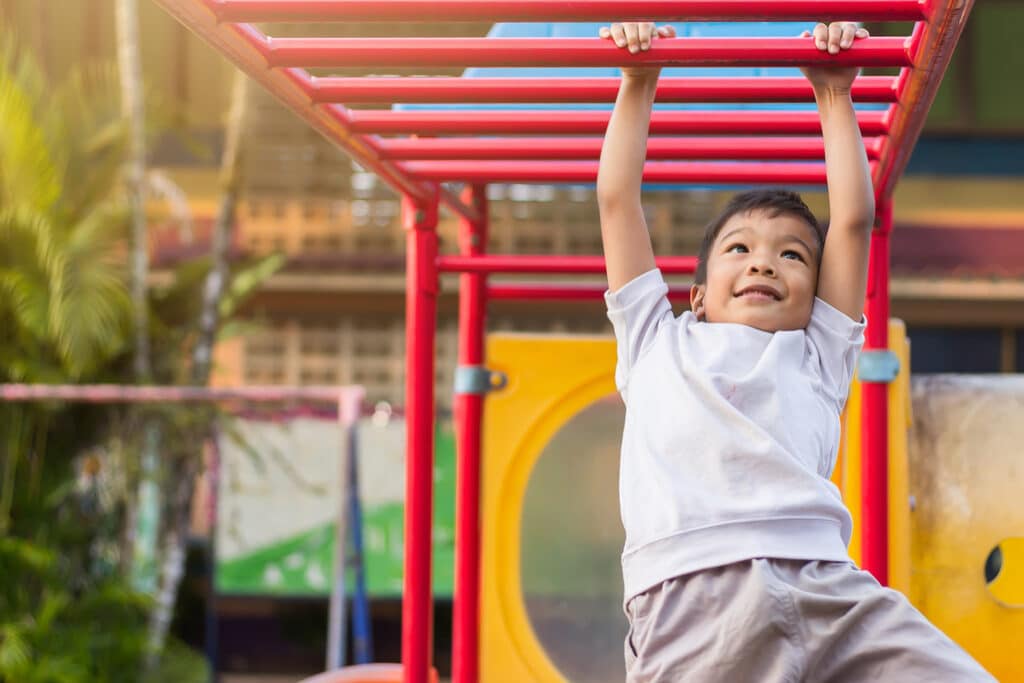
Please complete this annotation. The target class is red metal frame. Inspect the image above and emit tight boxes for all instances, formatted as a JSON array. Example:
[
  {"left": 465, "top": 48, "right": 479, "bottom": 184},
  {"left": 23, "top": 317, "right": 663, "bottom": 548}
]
[
  {"left": 210, "top": 0, "right": 931, "bottom": 23},
  {"left": 452, "top": 185, "right": 488, "bottom": 683},
  {"left": 313, "top": 76, "right": 902, "bottom": 105},
  {"left": 438, "top": 255, "right": 697, "bottom": 275},
  {"left": 861, "top": 200, "right": 894, "bottom": 584},
  {"left": 150, "top": 1, "right": 975, "bottom": 680},
  {"left": 401, "top": 189, "right": 441, "bottom": 682},
  {"left": 264, "top": 36, "right": 913, "bottom": 69},
  {"left": 348, "top": 109, "right": 893, "bottom": 135},
  {"left": 403, "top": 160, "right": 857, "bottom": 184},
  {"left": 381, "top": 137, "right": 886, "bottom": 161}
]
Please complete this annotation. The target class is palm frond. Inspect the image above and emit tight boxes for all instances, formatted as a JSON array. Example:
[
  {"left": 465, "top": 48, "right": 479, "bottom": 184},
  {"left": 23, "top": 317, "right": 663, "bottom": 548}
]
[
  {"left": 0, "top": 210, "right": 58, "bottom": 341},
  {"left": 47, "top": 62, "right": 129, "bottom": 224},
  {"left": 0, "top": 52, "right": 61, "bottom": 214},
  {"left": 0, "top": 624, "right": 31, "bottom": 677}
]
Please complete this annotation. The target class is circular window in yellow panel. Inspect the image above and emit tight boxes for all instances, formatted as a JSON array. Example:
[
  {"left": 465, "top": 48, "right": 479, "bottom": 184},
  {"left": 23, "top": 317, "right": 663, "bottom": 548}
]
[{"left": 520, "top": 395, "right": 627, "bottom": 682}]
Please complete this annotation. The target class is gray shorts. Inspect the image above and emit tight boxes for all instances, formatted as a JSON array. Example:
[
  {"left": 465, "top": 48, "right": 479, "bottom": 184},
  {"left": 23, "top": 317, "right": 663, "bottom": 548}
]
[{"left": 624, "top": 558, "right": 996, "bottom": 682}]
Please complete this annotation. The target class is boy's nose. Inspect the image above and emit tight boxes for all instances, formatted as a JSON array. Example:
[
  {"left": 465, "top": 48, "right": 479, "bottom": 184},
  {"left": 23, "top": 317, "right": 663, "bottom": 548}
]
[{"left": 749, "top": 262, "right": 776, "bottom": 277}]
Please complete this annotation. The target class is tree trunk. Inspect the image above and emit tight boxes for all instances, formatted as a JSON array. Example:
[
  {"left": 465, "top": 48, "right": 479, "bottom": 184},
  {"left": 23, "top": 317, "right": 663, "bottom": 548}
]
[
  {"left": 146, "top": 69, "right": 250, "bottom": 667},
  {"left": 115, "top": 0, "right": 150, "bottom": 381},
  {"left": 192, "top": 70, "right": 248, "bottom": 384},
  {"left": 146, "top": 450, "right": 200, "bottom": 668}
]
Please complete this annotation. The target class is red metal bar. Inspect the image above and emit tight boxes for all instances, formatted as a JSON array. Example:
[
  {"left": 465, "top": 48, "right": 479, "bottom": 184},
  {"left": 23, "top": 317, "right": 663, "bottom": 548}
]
[
  {"left": 383, "top": 137, "right": 886, "bottom": 161},
  {"left": 861, "top": 200, "right": 893, "bottom": 585},
  {"left": 146, "top": 3, "right": 424, "bottom": 204},
  {"left": 488, "top": 282, "right": 692, "bottom": 301},
  {"left": 146, "top": 5, "right": 480, "bottom": 224},
  {"left": 874, "top": 8, "right": 974, "bottom": 200},
  {"left": 401, "top": 188, "right": 440, "bottom": 683},
  {"left": 405, "top": 160, "right": 852, "bottom": 184},
  {"left": 265, "top": 37, "right": 912, "bottom": 69},
  {"left": 438, "top": 254, "right": 697, "bottom": 275},
  {"left": 349, "top": 109, "right": 892, "bottom": 136},
  {"left": 312, "top": 76, "right": 900, "bottom": 105},
  {"left": 212, "top": 0, "right": 930, "bottom": 23},
  {"left": 452, "top": 185, "right": 488, "bottom": 683}
]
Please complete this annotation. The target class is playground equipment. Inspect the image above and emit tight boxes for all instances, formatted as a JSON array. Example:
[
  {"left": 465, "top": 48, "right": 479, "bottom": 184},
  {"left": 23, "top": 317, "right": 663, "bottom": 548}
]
[
  {"left": 147, "top": 2, "right": 975, "bottom": 682},
  {"left": 477, "top": 326, "right": 911, "bottom": 682}
]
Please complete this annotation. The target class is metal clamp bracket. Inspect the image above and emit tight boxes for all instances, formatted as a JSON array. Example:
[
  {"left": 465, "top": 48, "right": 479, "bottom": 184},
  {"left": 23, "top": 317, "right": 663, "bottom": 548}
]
[
  {"left": 454, "top": 365, "right": 508, "bottom": 396},
  {"left": 858, "top": 350, "right": 900, "bottom": 383}
]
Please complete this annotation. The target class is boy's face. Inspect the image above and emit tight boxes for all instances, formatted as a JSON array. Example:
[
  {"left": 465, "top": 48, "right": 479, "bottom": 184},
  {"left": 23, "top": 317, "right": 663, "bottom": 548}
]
[{"left": 690, "top": 209, "right": 820, "bottom": 332}]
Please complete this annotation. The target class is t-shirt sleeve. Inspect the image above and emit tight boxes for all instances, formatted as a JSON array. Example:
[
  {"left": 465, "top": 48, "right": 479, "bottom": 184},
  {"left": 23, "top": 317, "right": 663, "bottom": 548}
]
[
  {"left": 604, "top": 268, "right": 674, "bottom": 395},
  {"left": 806, "top": 296, "right": 867, "bottom": 411}
]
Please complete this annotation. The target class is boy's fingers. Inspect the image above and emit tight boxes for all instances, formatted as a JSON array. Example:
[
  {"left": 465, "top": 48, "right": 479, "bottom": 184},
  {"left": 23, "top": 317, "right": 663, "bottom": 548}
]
[
  {"left": 639, "top": 22, "right": 654, "bottom": 49},
  {"left": 812, "top": 22, "right": 828, "bottom": 50},
  {"left": 624, "top": 23, "right": 641, "bottom": 52},
  {"left": 856, "top": 27, "right": 870, "bottom": 38},
  {"left": 840, "top": 23, "right": 857, "bottom": 49},
  {"left": 827, "top": 22, "right": 843, "bottom": 53},
  {"left": 610, "top": 23, "right": 627, "bottom": 47},
  {"left": 599, "top": 26, "right": 610, "bottom": 39},
  {"left": 658, "top": 25, "right": 676, "bottom": 38}
]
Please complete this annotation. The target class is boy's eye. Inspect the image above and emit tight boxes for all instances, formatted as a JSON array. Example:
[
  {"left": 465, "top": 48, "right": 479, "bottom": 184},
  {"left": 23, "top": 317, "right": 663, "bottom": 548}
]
[
  {"left": 782, "top": 250, "right": 805, "bottom": 261},
  {"left": 726, "top": 243, "right": 748, "bottom": 254}
]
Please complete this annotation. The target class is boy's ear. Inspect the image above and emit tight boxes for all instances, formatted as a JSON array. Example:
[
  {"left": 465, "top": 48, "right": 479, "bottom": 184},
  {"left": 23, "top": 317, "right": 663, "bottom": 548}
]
[{"left": 690, "top": 284, "right": 706, "bottom": 320}]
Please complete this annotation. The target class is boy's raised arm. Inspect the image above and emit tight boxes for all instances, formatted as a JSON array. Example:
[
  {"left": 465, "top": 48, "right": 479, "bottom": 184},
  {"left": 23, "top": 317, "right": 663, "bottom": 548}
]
[
  {"left": 597, "top": 23, "right": 675, "bottom": 293},
  {"left": 803, "top": 22, "right": 876, "bottom": 321}
]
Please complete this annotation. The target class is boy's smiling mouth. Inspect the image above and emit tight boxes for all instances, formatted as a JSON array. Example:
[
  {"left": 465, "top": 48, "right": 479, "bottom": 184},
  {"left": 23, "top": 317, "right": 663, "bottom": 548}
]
[{"left": 735, "top": 284, "right": 783, "bottom": 301}]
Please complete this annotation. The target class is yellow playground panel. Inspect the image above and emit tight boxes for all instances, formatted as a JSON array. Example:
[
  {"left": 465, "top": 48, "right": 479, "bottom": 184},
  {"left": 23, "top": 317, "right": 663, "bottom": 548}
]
[{"left": 480, "top": 324, "right": 1023, "bottom": 682}]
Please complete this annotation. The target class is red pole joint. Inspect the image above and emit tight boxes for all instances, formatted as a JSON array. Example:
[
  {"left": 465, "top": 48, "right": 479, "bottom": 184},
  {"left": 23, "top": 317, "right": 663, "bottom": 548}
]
[{"left": 401, "top": 185, "right": 440, "bottom": 683}]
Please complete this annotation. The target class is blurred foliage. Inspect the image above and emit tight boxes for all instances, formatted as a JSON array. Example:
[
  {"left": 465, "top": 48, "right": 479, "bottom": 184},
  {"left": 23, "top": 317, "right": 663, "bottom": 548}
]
[
  {"left": 0, "top": 510, "right": 208, "bottom": 683},
  {"left": 0, "top": 33, "right": 281, "bottom": 682}
]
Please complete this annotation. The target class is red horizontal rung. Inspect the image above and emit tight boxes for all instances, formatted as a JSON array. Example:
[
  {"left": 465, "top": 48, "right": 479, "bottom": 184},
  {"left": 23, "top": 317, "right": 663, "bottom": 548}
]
[
  {"left": 488, "top": 283, "right": 694, "bottom": 301},
  {"left": 311, "top": 76, "right": 901, "bottom": 105},
  {"left": 349, "top": 109, "right": 892, "bottom": 135},
  {"left": 438, "top": 255, "right": 698, "bottom": 275},
  {"left": 212, "top": 0, "right": 929, "bottom": 23},
  {"left": 380, "top": 136, "right": 886, "bottom": 161},
  {"left": 265, "top": 37, "right": 913, "bottom": 69},
  {"left": 405, "top": 160, "right": 842, "bottom": 184}
]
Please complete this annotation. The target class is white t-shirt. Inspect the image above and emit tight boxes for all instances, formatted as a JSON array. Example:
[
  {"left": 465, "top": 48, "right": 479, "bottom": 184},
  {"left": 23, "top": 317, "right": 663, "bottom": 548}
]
[{"left": 605, "top": 268, "right": 866, "bottom": 601}]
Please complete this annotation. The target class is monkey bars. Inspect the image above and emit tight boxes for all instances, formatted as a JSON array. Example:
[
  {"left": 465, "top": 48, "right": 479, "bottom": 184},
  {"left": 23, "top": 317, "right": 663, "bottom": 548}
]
[{"left": 151, "top": 2, "right": 974, "bottom": 682}]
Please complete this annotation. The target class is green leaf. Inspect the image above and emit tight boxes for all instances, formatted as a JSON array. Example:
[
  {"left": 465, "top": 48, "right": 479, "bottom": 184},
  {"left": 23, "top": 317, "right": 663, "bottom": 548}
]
[
  {"left": 219, "top": 253, "right": 286, "bottom": 319},
  {"left": 0, "top": 46, "right": 61, "bottom": 215},
  {"left": 35, "top": 593, "right": 70, "bottom": 632},
  {"left": 0, "top": 537, "right": 55, "bottom": 574},
  {"left": 0, "top": 624, "right": 31, "bottom": 675}
]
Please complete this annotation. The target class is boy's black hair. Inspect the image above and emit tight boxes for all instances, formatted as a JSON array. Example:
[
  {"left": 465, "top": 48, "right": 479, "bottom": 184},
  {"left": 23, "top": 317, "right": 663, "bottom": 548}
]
[{"left": 694, "top": 189, "right": 825, "bottom": 284}]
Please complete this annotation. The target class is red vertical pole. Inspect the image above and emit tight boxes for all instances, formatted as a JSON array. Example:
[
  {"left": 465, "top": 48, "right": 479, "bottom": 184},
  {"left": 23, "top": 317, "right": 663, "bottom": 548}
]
[
  {"left": 452, "top": 184, "right": 488, "bottom": 683},
  {"left": 861, "top": 200, "right": 892, "bottom": 585},
  {"left": 402, "top": 186, "right": 440, "bottom": 683}
]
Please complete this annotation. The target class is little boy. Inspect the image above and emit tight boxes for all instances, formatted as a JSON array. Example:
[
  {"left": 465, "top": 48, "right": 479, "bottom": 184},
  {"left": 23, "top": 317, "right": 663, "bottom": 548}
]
[{"left": 597, "top": 21, "right": 996, "bottom": 682}]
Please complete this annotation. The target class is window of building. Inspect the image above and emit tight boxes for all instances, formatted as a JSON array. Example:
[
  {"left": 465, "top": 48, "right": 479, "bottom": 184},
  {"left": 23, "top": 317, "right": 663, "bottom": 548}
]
[{"left": 907, "top": 327, "right": 1003, "bottom": 373}]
